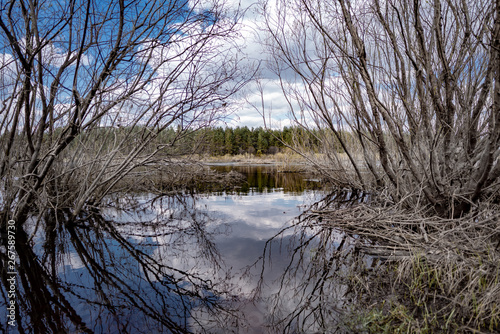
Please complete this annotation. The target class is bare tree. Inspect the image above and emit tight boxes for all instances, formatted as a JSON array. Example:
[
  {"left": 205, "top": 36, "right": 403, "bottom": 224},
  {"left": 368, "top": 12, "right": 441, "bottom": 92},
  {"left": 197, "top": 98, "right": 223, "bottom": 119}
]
[
  {"left": 260, "top": 0, "right": 500, "bottom": 217},
  {"left": 0, "top": 0, "right": 250, "bottom": 226}
]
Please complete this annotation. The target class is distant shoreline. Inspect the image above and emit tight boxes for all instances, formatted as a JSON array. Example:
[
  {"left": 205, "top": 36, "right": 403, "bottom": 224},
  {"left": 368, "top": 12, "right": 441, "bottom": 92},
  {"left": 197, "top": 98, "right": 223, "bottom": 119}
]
[
  {"left": 199, "top": 152, "right": 306, "bottom": 164},
  {"left": 198, "top": 153, "right": 310, "bottom": 172}
]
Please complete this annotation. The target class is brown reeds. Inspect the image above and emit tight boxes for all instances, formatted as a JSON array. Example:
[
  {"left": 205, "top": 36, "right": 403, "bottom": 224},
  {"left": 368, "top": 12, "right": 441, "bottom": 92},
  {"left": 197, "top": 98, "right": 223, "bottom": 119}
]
[{"left": 309, "top": 201, "right": 500, "bottom": 333}]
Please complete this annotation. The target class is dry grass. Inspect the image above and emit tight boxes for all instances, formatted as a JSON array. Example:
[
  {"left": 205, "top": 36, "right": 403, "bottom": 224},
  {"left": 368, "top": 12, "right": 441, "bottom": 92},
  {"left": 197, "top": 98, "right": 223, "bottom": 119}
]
[
  {"left": 308, "top": 201, "right": 500, "bottom": 333},
  {"left": 197, "top": 152, "right": 309, "bottom": 172},
  {"left": 199, "top": 152, "right": 305, "bottom": 163}
]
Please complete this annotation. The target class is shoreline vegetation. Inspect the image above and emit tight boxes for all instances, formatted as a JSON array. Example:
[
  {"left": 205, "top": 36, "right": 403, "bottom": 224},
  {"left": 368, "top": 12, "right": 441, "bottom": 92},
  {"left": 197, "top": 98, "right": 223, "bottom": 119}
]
[
  {"left": 219, "top": 152, "right": 500, "bottom": 333},
  {"left": 200, "top": 152, "right": 310, "bottom": 171},
  {"left": 305, "top": 198, "right": 500, "bottom": 333}
]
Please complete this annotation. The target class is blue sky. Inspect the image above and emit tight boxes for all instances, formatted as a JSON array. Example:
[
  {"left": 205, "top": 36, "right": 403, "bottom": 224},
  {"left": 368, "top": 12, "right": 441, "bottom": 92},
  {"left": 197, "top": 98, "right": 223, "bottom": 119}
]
[{"left": 0, "top": 0, "right": 297, "bottom": 130}]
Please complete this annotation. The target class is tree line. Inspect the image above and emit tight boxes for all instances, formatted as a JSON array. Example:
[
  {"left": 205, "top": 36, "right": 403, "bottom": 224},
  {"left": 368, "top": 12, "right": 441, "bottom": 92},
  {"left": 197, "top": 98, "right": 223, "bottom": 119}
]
[
  {"left": 80, "top": 125, "right": 336, "bottom": 156},
  {"left": 172, "top": 126, "right": 323, "bottom": 156}
]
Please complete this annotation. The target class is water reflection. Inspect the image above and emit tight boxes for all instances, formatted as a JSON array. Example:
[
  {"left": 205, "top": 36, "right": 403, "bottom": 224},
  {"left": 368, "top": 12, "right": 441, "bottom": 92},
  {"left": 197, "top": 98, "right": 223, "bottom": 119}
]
[
  {"left": 0, "top": 165, "right": 328, "bottom": 333},
  {"left": 258, "top": 190, "right": 370, "bottom": 333},
  {"left": 210, "top": 165, "right": 323, "bottom": 195},
  {"left": 1, "top": 201, "right": 230, "bottom": 333}
]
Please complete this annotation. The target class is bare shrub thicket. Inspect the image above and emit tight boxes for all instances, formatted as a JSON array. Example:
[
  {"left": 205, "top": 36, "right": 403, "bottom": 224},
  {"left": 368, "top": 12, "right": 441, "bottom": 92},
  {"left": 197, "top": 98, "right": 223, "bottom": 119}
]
[
  {"left": 0, "top": 0, "right": 250, "bottom": 225},
  {"left": 259, "top": 0, "right": 500, "bottom": 331},
  {"left": 261, "top": 0, "right": 500, "bottom": 217},
  {"left": 315, "top": 203, "right": 500, "bottom": 332}
]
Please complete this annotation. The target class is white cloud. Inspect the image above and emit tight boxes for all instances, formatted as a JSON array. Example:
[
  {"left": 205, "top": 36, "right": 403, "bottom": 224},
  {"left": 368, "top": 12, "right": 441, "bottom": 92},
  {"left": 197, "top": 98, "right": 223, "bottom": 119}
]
[
  {"left": 204, "top": 0, "right": 305, "bottom": 129},
  {"left": 0, "top": 53, "right": 16, "bottom": 79},
  {"left": 15, "top": 37, "right": 92, "bottom": 68}
]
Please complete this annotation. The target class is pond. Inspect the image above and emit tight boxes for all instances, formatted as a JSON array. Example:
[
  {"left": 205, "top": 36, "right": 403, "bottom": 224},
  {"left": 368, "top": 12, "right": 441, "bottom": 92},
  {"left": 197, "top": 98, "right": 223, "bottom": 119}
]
[{"left": 1, "top": 165, "right": 350, "bottom": 333}]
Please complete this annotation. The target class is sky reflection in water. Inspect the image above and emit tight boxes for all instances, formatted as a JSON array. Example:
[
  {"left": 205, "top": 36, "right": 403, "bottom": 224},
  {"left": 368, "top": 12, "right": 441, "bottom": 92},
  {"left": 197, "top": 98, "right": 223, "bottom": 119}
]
[{"left": 0, "top": 165, "right": 328, "bottom": 333}]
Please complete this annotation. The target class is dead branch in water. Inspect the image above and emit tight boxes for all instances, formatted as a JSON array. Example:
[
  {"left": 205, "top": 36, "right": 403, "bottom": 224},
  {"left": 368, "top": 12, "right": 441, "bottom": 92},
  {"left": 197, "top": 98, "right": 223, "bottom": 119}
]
[{"left": 308, "top": 201, "right": 500, "bottom": 333}]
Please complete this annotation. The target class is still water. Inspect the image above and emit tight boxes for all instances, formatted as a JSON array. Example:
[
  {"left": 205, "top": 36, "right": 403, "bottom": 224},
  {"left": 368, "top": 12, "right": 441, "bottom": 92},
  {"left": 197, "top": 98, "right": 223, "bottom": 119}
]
[{"left": 1, "top": 165, "right": 344, "bottom": 333}]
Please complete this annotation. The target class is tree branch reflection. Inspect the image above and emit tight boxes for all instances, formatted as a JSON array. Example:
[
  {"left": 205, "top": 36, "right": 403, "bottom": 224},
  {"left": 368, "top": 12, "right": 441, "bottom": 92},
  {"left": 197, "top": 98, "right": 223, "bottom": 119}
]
[
  {"left": 1, "top": 192, "right": 234, "bottom": 333},
  {"left": 255, "top": 190, "right": 367, "bottom": 333}
]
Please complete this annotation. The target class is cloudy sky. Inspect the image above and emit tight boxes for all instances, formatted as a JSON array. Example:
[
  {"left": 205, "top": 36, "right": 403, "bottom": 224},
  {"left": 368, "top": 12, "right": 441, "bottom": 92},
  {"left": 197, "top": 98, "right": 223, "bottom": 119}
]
[
  {"left": 216, "top": 0, "right": 299, "bottom": 129},
  {"left": 0, "top": 0, "right": 300, "bottom": 130}
]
